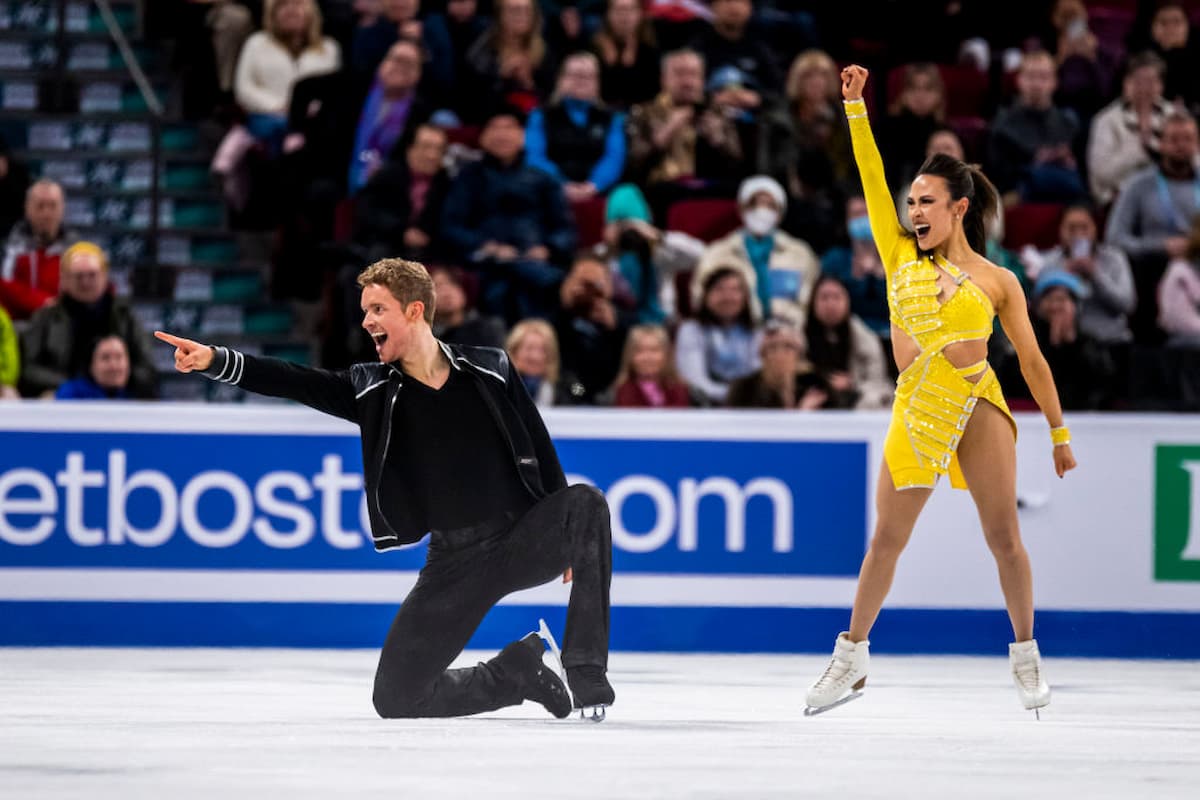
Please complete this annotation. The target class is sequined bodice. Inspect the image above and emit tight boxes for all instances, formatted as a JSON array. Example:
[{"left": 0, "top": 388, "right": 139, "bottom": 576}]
[{"left": 888, "top": 252, "right": 994, "bottom": 350}]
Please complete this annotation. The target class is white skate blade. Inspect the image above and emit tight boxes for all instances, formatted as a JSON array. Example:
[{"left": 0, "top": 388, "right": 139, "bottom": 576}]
[
  {"left": 803, "top": 690, "right": 863, "bottom": 717},
  {"left": 536, "top": 619, "right": 574, "bottom": 709},
  {"left": 579, "top": 705, "right": 607, "bottom": 723}
]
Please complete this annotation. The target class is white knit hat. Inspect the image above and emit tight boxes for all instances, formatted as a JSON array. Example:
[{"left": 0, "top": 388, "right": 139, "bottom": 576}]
[{"left": 737, "top": 175, "right": 786, "bottom": 211}]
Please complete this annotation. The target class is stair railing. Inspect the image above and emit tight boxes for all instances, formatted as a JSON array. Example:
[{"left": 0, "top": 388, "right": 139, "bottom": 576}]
[{"left": 90, "top": 0, "right": 164, "bottom": 293}]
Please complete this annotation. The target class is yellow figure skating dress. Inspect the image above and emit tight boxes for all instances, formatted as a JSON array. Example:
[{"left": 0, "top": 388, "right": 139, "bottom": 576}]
[{"left": 844, "top": 97, "right": 1016, "bottom": 490}]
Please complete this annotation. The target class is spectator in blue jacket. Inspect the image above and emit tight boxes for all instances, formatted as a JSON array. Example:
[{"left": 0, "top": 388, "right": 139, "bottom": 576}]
[
  {"left": 441, "top": 105, "right": 578, "bottom": 323},
  {"left": 525, "top": 52, "right": 627, "bottom": 203},
  {"left": 55, "top": 335, "right": 133, "bottom": 400}
]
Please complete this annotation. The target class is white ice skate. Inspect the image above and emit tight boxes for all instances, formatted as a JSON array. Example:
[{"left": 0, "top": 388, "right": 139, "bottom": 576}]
[
  {"left": 1009, "top": 639, "right": 1051, "bottom": 718},
  {"left": 804, "top": 632, "right": 869, "bottom": 716}
]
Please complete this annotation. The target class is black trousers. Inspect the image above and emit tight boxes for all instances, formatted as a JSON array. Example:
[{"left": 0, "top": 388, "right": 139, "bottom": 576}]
[{"left": 372, "top": 485, "right": 612, "bottom": 718}]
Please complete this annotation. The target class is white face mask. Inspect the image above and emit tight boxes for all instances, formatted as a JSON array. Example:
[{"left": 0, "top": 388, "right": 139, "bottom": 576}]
[{"left": 743, "top": 207, "right": 780, "bottom": 237}]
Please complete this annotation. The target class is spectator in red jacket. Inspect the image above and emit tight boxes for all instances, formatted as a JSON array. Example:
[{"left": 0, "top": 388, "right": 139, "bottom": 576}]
[{"left": 0, "top": 180, "right": 78, "bottom": 320}]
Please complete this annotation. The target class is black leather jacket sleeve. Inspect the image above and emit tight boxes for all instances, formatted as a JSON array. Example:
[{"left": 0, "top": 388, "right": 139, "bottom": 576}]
[{"left": 202, "top": 346, "right": 360, "bottom": 424}]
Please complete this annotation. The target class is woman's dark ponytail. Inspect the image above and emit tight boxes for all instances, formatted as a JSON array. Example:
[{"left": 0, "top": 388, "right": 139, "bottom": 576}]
[
  {"left": 963, "top": 164, "right": 1000, "bottom": 254},
  {"left": 916, "top": 153, "right": 1000, "bottom": 254}
]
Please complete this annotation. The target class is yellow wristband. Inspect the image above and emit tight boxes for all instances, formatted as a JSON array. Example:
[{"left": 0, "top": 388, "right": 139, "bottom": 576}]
[{"left": 1050, "top": 426, "right": 1071, "bottom": 447}]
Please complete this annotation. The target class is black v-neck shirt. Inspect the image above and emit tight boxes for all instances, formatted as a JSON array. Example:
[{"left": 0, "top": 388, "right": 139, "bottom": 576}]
[{"left": 387, "top": 366, "right": 534, "bottom": 532}]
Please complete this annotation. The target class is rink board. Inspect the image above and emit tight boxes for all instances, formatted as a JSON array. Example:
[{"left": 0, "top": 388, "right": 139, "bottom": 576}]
[{"left": 1, "top": 405, "right": 1199, "bottom": 656}]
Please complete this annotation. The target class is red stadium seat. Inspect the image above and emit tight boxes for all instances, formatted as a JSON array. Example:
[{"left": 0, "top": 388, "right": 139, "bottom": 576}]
[
  {"left": 940, "top": 65, "right": 991, "bottom": 118},
  {"left": 572, "top": 195, "right": 608, "bottom": 248},
  {"left": 1004, "top": 203, "right": 1065, "bottom": 250},
  {"left": 443, "top": 125, "right": 481, "bottom": 148},
  {"left": 1089, "top": 7, "right": 1135, "bottom": 55},
  {"left": 332, "top": 197, "right": 355, "bottom": 243},
  {"left": 665, "top": 198, "right": 741, "bottom": 242},
  {"left": 948, "top": 115, "right": 989, "bottom": 162}
]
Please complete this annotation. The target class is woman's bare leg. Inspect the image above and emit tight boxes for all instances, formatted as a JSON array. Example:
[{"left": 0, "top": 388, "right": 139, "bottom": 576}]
[
  {"left": 847, "top": 466, "right": 933, "bottom": 642},
  {"left": 955, "top": 401, "right": 1033, "bottom": 641}
]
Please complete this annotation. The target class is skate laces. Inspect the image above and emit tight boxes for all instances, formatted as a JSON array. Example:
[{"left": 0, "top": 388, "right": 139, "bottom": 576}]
[
  {"left": 1013, "top": 656, "right": 1041, "bottom": 690},
  {"left": 813, "top": 651, "right": 853, "bottom": 690}
]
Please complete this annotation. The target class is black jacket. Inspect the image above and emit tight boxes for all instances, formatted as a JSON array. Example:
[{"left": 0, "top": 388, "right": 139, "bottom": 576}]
[{"left": 202, "top": 341, "right": 567, "bottom": 550}]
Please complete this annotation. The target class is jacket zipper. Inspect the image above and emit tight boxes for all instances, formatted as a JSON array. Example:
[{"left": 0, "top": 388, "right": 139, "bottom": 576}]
[{"left": 372, "top": 367, "right": 404, "bottom": 543}]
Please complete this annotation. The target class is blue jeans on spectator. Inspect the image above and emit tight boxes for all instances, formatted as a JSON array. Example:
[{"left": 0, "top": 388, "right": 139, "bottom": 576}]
[{"left": 246, "top": 112, "right": 288, "bottom": 157}]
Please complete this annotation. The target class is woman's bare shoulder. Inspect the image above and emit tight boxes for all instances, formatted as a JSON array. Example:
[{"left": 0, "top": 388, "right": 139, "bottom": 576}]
[{"left": 975, "top": 258, "right": 1024, "bottom": 305}]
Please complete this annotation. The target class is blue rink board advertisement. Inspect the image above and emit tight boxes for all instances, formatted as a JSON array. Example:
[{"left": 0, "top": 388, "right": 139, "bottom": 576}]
[
  {"left": 3, "top": 406, "right": 1200, "bottom": 656},
  {"left": 0, "top": 432, "right": 866, "bottom": 577}
]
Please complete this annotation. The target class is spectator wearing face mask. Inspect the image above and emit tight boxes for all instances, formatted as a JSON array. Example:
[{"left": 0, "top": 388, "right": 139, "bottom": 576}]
[
  {"left": 820, "top": 194, "right": 890, "bottom": 336},
  {"left": 692, "top": 175, "right": 819, "bottom": 328}
]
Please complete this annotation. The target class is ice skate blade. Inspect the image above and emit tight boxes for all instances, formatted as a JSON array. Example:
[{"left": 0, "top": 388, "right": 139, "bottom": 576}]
[
  {"left": 803, "top": 691, "right": 863, "bottom": 717},
  {"left": 537, "top": 619, "right": 574, "bottom": 709},
  {"left": 578, "top": 705, "right": 607, "bottom": 723}
]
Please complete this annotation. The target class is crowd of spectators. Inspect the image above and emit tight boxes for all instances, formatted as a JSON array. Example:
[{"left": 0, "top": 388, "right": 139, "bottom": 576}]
[{"left": 4, "top": 0, "right": 1200, "bottom": 410}]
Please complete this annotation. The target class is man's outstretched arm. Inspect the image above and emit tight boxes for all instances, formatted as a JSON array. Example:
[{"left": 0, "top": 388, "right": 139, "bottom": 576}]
[{"left": 155, "top": 331, "right": 360, "bottom": 423}]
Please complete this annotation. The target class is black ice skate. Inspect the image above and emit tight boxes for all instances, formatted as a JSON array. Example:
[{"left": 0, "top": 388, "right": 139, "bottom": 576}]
[
  {"left": 536, "top": 619, "right": 613, "bottom": 722},
  {"left": 566, "top": 666, "right": 614, "bottom": 722},
  {"left": 499, "top": 632, "right": 572, "bottom": 719}
]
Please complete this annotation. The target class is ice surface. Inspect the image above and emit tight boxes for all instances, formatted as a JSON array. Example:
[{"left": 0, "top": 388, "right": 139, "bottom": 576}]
[{"left": 2, "top": 649, "right": 1198, "bottom": 799}]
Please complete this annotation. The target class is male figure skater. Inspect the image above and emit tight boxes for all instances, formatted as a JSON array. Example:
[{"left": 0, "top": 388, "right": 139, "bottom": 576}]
[{"left": 155, "top": 258, "right": 615, "bottom": 720}]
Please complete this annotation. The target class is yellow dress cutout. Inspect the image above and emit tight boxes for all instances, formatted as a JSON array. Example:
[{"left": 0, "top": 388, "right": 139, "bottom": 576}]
[{"left": 844, "top": 97, "right": 1016, "bottom": 490}]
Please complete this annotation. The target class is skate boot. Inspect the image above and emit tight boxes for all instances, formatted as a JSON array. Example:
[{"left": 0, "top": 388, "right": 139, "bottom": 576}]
[
  {"left": 535, "top": 619, "right": 614, "bottom": 722},
  {"left": 1009, "top": 639, "right": 1050, "bottom": 718},
  {"left": 496, "top": 633, "right": 572, "bottom": 719},
  {"left": 566, "top": 666, "right": 615, "bottom": 722},
  {"left": 804, "top": 632, "right": 869, "bottom": 716}
]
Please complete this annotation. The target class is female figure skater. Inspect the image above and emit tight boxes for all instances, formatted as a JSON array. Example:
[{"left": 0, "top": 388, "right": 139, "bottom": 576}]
[{"left": 805, "top": 66, "right": 1077, "bottom": 715}]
